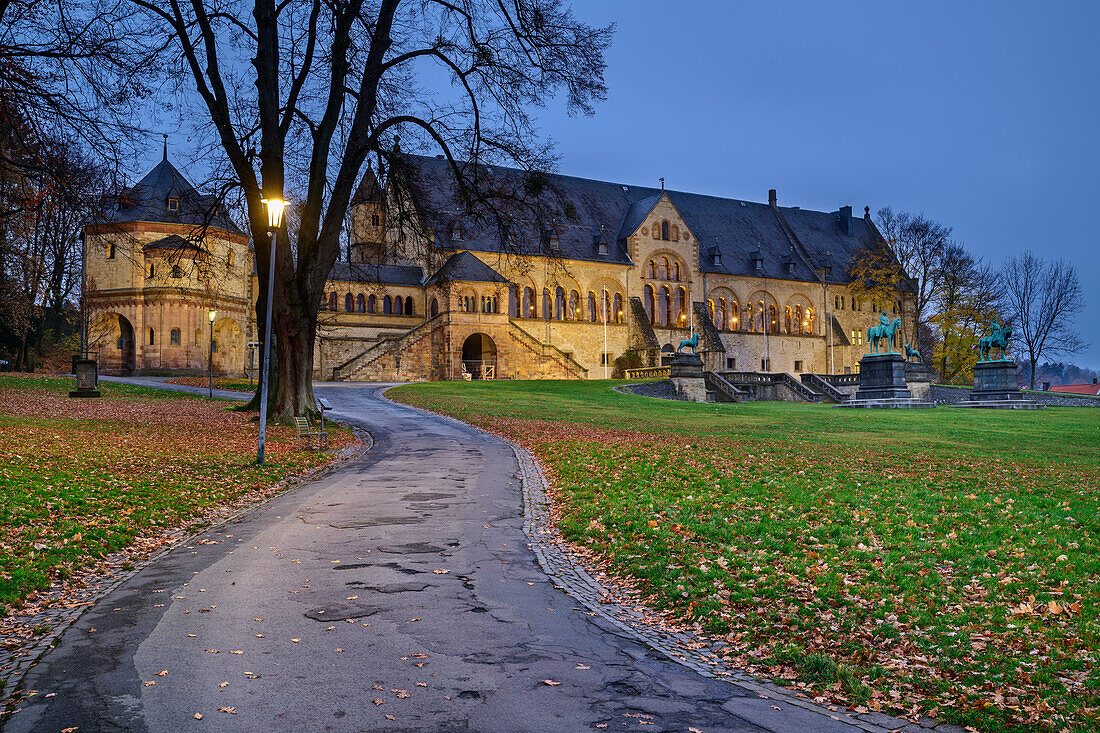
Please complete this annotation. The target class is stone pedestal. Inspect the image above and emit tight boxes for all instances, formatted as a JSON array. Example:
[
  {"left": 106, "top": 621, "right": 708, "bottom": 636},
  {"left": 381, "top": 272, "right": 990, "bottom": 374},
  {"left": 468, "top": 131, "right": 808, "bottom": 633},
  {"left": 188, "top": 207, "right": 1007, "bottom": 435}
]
[
  {"left": 69, "top": 358, "right": 101, "bottom": 398},
  {"left": 840, "top": 352, "right": 933, "bottom": 408},
  {"left": 955, "top": 360, "right": 1042, "bottom": 409},
  {"left": 905, "top": 361, "right": 934, "bottom": 402},
  {"left": 669, "top": 353, "right": 706, "bottom": 402}
]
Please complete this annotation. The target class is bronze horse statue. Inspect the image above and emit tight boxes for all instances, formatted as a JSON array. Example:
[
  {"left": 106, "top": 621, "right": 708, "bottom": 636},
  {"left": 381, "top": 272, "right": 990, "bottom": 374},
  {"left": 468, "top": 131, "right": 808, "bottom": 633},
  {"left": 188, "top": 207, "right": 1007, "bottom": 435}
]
[
  {"left": 677, "top": 333, "right": 700, "bottom": 354},
  {"left": 978, "top": 323, "right": 1012, "bottom": 361},
  {"left": 905, "top": 344, "right": 922, "bottom": 363},
  {"left": 867, "top": 317, "right": 902, "bottom": 354}
]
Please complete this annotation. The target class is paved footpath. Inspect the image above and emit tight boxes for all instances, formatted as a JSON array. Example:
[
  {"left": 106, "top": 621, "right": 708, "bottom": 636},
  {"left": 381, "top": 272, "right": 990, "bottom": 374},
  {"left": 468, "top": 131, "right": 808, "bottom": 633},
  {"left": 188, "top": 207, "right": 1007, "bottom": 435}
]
[{"left": 7, "top": 382, "right": 925, "bottom": 732}]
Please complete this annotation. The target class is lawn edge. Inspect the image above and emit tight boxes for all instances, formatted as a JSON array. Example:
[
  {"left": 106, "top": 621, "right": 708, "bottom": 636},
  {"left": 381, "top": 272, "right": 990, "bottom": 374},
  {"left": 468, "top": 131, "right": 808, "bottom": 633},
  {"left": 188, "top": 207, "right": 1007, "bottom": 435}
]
[
  {"left": 383, "top": 387, "right": 965, "bottom": 733},
  {"left": 0, "top": 424, "right": 372, "bottom": 716}
]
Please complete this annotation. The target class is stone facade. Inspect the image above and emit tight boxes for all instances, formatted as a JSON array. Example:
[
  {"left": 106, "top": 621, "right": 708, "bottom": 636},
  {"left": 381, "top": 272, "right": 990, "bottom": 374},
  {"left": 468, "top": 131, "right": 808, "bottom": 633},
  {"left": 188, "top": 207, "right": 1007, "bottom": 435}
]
[{"left": 86, "top": 153, "right": 915, "bottom": 383}]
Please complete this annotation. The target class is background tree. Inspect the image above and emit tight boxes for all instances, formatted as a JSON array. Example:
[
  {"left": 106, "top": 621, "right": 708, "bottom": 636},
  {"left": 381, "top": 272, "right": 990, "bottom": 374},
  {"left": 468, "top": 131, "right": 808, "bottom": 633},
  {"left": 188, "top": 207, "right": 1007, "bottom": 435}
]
[
  {"left": 846, "top": 237, "right": 907, "bottom": 337},
  {"left": 86, "top": 0, "right": 612, "bottom": 420},
  {"left": 874, "top": 207, "right": 952, "bottom": 352},
  {"left": 928, "top": 243, "right": 1000, "bottom": 383},
  {"left": 999, "top": 251, "right": 1086, "bottom": 389}
]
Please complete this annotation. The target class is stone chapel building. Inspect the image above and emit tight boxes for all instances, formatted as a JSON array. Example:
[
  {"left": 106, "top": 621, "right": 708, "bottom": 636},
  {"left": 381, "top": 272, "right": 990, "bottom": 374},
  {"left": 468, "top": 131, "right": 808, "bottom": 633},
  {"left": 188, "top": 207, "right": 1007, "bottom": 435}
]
[{"left": 85, "top": 151, "right": 916, "bottom": 382}]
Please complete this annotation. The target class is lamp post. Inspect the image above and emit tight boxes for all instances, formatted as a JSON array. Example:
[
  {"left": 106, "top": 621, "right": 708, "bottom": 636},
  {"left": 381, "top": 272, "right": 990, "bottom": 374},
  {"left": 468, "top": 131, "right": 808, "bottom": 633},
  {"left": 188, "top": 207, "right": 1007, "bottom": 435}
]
[
  {"left": 207, "top": 309, "right": 217, "bottom": 397},
  {"left": 257, "top": 197, "right": 286, "bottom": 465}
]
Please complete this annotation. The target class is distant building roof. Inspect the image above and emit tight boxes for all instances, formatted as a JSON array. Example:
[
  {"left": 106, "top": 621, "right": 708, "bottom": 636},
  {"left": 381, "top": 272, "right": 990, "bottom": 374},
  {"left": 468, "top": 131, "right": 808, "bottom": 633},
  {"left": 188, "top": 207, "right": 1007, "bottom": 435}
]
[
  {"left": 98, "top": 154, "right": 245, "bottom": 236},
  {"left": 328, "top": 262, "right": 423, "bottom": 287},
  {"left": 399, "top": 153, "right": 892, "bottom": 283},
  {"left": 352, "top": 166, "right": 383, "bottom": 205},
  {"left": 1048, "top": 383, "right": 1100, "bottom": 396},
  {"left": 425, "top": 250, "right": 509, "bottom": 287},
  {"left": 142, "top": 234, "right": 207, "bottom": 253}
]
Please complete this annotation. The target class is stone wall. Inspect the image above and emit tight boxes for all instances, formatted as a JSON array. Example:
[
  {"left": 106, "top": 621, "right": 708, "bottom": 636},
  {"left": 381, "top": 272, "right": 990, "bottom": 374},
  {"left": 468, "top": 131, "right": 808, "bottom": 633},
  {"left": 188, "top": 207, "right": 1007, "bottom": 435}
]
[{"left": 931, "top": 384, "right": 1100, "bottom": 407}]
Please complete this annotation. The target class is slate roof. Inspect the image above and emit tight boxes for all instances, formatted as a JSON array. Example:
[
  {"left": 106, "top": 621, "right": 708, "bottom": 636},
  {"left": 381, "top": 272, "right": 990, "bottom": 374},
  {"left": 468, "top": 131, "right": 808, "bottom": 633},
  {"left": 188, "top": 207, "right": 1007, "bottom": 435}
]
[
  {"left": 400, "top": 154, "right": 892, "bottom": 286},
  {"left": 352, "top": 166, "right": 383, "bottom": 205},
  {"left": 328, "top": 262, "right": 424, "bottom": 286},
  {"left": 99, "top": 156, "right": 245, "bottom": 236},
  {"left": 424, "top": 251, "right": 510, "bottom": 287}
]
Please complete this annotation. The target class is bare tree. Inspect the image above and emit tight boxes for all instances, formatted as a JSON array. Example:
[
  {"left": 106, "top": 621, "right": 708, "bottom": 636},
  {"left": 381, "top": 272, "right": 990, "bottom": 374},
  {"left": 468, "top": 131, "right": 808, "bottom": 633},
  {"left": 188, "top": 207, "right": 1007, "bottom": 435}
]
[
  {"left": 875, "top": 207, "right": 952, "bottom": 349},
  {"left": 70, "top": 0, "right": 612, "bottom": 420},
  {"left": 999, "top": 251, "right": 1086, "bottom": 389}
]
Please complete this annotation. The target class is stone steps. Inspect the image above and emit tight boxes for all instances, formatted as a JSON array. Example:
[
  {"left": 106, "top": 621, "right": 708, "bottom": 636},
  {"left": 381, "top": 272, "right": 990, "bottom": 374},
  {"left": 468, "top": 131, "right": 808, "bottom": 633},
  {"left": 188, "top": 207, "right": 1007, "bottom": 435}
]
[{"left": 838, "top": 397, "right": 935, "bottom": 409}]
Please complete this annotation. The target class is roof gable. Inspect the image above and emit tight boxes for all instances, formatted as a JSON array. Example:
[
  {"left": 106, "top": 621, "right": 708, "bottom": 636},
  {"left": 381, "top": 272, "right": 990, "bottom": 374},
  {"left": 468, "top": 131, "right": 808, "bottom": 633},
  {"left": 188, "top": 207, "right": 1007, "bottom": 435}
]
[{"left": 425, "top": 251, "right": 509, "bottom": 286}]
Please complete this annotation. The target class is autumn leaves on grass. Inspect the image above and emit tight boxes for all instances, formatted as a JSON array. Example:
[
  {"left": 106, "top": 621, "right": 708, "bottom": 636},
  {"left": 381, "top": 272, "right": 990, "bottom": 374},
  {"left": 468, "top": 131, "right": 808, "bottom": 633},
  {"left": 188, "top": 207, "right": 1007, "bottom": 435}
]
[{"left": 392, "top": 381, "right": 1099, "bottom": 733}]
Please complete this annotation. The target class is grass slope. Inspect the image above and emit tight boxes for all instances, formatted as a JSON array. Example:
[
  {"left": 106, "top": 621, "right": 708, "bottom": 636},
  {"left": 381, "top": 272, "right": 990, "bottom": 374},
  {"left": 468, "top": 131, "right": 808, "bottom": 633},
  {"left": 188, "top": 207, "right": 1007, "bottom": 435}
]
[
  {"left": 0, "top": 374, "right": 351, "bottom": 613},
  {"left": 391, "top": 380, "right": 1100, "bottom": 733}
]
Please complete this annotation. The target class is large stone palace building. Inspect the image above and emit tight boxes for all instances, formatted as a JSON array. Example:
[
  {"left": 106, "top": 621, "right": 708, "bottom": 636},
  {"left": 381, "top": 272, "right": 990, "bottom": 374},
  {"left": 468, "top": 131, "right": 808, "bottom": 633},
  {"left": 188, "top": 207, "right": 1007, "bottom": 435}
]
[{"left": 85, "top": 151, "right": 916, "bottom": 382}]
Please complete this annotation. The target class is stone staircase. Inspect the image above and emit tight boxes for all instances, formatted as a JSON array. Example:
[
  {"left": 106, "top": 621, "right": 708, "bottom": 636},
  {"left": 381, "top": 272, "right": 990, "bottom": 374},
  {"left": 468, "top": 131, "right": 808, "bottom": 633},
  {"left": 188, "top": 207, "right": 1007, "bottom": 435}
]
[
  {"left": 800, "top": 373, "right": 848, "bottom": 403},
  {"left": 506, "top": 321, "right": 589, "bottom": 379},
  {"left": 703, "top": 371, "right": 748, "bottom": 403}
]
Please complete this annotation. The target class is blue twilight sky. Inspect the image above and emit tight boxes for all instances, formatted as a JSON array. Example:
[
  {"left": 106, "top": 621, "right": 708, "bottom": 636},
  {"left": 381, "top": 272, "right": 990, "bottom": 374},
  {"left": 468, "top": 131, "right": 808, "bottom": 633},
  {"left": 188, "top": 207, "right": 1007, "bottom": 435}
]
[{"left": 534, "top": 1, "right": 1100, "bottom": 368}]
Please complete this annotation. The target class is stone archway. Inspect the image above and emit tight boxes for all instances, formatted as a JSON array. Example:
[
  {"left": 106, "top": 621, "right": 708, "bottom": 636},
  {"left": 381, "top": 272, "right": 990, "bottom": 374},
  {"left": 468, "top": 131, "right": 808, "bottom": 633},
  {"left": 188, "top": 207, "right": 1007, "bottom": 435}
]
[
  {"left": 211, "top": 317, "right": 244, "bottom": 375},
  {"left": 92, "top": 312, "right": 135, "bottom": 374},
  {"left": 461, "top": 333, "right": 497, "bottom": 379}
]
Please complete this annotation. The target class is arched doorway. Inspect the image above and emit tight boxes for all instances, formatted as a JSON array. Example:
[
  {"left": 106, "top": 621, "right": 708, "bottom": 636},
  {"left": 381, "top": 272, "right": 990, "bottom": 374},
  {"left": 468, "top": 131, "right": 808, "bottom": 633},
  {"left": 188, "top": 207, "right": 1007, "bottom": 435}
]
[
  {"left": 117, "top": 315, "right": 135, "bottom": 373},
  {"left": 92, "top": 312, "right": 135, "bottom": 374},
  {"left": 461, "top": 333, "right": 497, "bottom": 379}
]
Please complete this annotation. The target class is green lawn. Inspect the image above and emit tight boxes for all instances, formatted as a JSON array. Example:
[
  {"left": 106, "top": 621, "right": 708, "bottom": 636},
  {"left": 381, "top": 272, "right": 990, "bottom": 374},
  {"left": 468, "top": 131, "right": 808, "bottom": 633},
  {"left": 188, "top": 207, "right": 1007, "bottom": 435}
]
[
  {"left": 391, "top": 380, "right": 1100, "bottom": 733},
  {"left": 0, "top": 374, "right": 352, "bottom": 615}
]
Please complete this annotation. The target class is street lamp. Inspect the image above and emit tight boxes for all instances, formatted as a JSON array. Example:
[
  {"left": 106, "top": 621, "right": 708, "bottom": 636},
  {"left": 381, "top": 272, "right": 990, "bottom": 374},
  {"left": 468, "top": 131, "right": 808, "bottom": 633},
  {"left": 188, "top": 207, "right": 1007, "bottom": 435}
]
[
  {"left": 257, "top": 196, "right": 286, "bottom": 465},
  {"left": 207, "top": 309, "right": 216, "bottom": 397}
]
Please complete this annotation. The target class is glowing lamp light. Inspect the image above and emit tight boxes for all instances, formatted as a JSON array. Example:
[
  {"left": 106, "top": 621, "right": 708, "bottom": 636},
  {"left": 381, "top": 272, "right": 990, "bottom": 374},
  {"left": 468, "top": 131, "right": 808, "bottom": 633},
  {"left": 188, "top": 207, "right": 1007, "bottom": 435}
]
[
  {"left": 208, "top": 309, "right": 217, "bottom": 323},
  {"left": 261, "top": 198, "right": 286, "bottom": 230}
]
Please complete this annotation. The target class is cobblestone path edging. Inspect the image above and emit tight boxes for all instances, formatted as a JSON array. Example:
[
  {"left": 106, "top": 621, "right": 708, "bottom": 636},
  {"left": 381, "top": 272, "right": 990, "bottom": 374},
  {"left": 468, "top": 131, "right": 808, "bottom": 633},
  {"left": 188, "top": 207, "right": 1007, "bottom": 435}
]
[
  {"left": 0, "top": 428, "right": 372, "bottom": 717},
  {"left": 384, "top": 390, "right": 966, "bottom": 733}
]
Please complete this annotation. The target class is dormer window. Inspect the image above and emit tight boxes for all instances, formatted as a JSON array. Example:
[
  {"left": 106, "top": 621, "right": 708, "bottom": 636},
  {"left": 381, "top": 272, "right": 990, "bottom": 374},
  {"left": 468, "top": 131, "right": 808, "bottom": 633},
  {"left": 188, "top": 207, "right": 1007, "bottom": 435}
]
[
  {"left": 786, "top": 261, "right": 796, "bottom": 274},
  {"left": 371, "top": 214, "right": 380, "bottom": 226},
  {"left": 452, "top": 225, "right": 462, "bottom": 241},
  {"left": 167, "top": 197, "right": 179, "bottom": 211},
  {"left": 549, "top": 237, "right": 560, "bottom": 251},
  {"left": 753, "top": 254, "right": 764, "bottom": 271},
  {"left": 712, "top": 249, "right": 721, "bottom": 266},
  {"left": 597, "top": 241, "right": 608, "bottom": 256}
]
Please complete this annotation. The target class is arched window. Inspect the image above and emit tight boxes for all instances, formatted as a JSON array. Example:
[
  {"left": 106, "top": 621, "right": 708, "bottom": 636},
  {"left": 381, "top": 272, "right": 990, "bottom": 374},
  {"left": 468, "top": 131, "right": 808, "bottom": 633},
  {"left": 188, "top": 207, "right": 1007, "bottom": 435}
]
[
  {"left": 658, "top": 257, "right": 668, "bottom": 280},
  {"left": 677, "top": 287, "right": 688, "bottom": 327},
  {"left": 107, "top": 242, "right": 116, "bottom": 259},
  {"left": 587, "top": 292, "right": 597, "bottom": 322},
  {"left": 523, "top": 286, "right": 535, "bottom": 318},
  {"left": 194, "top": 328, "right": 201, "bottom": 345},
  {"left": 769, "top": 304, "right": 778, "bottom": 334},
  {"left": 613, "top": 293, "right": 624, "bottom": 323},
  {"left": 661, "top": 220, "right": 669, "bottom": 240},
  {"left": 329, "top": 292, "right": 338, "bottom": 310},
  {"left": 652, "top": 223, "right": 660, "bottom": 240},
  {"left": 569, "top": 290, "right": 579, "bottom": 320},
  {"left": 659, "top": 287, "right": 671, "bottom": 327},
  {"left": 148, "top": 263, "right": 155, "bottom": 278},
  {"left": 794, "top": 305, "right": 803, "bottom": 334},
  {"left": 784, "top": 306, "right": 792, "bottom": 334},
  {"left": 746, "top": 302, "right": 754, "bottom": 332},
  {"left": 170, "top": 328, "right": 181, "bottom": 345},
  {"left": 406, "top": 296, "right": 415, "bottom": 316},
  {"left": 345, "top": 293, "right": 354, "bottom": 312},
  {"left": 542, "top": 289, "right": 551, "bottom": 321},
  {"left": 383, "top": 295, "right": 392, "bottom": 314},
  {"left": 601, "top": 290, "right": 610, "bottom": 323},
  {"left": 555, "top": 287, "right": 566, "bottom": 320},
  {"left": 806, "top": 308, "right": 816, "bottom": 334},
  {"left": 644, "top": 284, "right": 655, "bottom": 322},
  {"left": 715, "top": 298, "right": 725, "bottom": 331},
  {"left": 673, "top": 261, "right": 681, "bottom": 281},
  {"left": 148, "top": 327, "right": 155, "bottom": 345},
  {"left": 394, "top": 296, "right": 403, "bottom": 315},
  {"left": 367, "top": 294, "right": 376, "bottom": 313},
  {"left": 649, "top": 260, "right": 657, "bottom": 278},
  {"left": 730, "top": 300, "right": 740, "bottom": 331},
  {"left": 356, "top": 294, "right": 365, "bottom": 312},
  {"left": 227, "top": 250, "right": 235, "bottom": 268},
  {"left": 671, "top": 225, "right": 679, "bottom": 241}
]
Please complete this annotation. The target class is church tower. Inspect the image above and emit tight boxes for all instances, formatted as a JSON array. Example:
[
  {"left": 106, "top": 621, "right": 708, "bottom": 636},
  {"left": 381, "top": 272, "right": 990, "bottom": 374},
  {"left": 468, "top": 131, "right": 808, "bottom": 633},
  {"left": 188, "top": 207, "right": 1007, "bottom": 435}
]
[{"left": 347, "top": 167, "right": 385, "bottom": 264}]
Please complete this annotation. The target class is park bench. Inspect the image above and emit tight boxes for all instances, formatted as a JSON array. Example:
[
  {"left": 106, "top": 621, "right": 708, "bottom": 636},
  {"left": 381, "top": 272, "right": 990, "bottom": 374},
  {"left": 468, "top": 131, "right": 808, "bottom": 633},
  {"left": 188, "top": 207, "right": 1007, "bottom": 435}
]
[{"left": 293, "top": 416, "right": 327, "bottom": 450}]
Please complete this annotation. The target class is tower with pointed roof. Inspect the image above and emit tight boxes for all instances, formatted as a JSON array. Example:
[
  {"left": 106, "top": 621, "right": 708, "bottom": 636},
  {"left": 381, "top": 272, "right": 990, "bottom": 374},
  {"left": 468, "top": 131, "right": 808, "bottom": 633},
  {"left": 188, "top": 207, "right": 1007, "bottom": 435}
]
[
  {"left": 347, "top": 166, "right": 386, "bottom": 265},
  {"left": 84, "top": 149, "right": 254, "bottom": 375}
]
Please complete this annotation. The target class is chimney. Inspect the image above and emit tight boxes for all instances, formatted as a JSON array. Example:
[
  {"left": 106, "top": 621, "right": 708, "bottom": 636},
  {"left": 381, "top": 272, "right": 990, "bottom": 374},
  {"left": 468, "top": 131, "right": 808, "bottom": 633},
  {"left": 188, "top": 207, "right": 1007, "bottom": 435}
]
[
  {"left": 839, "top": 205, "right": 853, "bottom": 236},
  {"left": 768, "top": 189, "right": 777, "bottom": 207},
  {"left": 1094, "top": 378, "right": 1098, "bottom": 385}
]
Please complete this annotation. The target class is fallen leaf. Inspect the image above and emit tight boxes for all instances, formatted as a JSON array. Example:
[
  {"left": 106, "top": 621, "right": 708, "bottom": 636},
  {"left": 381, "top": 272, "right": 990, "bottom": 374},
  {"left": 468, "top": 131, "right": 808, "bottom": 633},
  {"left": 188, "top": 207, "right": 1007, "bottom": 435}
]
[
  {"left": 385, "top": 714, "right": 395, "bottom": 720},
  {"left": 219, "top": 682, "right": 229, "bottom": 688},
  {"left": 541, "top": 679, "right": 562, "bottom": 686},
  {"left": 218, "top": 706, "right": 237, "bottom": 714},
  {"left": 228, "top": 650, "right": 243, "bottom": 655},
  {"left": 143, "top": 681, "right": 156, "bottom": 687},
  {"left": 432, "top": 569, "right": 450, "bottom": 574},
  {"left": 192, "top": 713, "right": 202, "bottom": 720},
  {"left": 291, "top": 638, "right": 300, "bottom": 643},
  {"left": 372, "top": 698, "right": 385, "bottom": 705},
  {"left": 204, "top": 649, "right": 219, "bottom": 654},
  {"left": 156, "top": 670, "right": 168, "bottom": 677}
]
